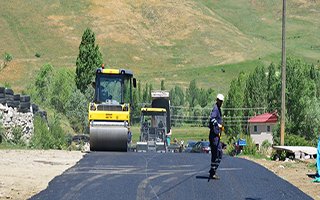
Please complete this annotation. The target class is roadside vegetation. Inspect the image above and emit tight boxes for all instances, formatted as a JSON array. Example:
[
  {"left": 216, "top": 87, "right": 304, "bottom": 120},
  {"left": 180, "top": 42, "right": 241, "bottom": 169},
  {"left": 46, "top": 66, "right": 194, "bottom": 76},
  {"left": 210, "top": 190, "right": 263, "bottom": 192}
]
[
  {"left": 1, "top": 1, "right": 320, "bottom": 92},
  {"left": 0, "top": 27, "right": 319, "bottom": 158}
]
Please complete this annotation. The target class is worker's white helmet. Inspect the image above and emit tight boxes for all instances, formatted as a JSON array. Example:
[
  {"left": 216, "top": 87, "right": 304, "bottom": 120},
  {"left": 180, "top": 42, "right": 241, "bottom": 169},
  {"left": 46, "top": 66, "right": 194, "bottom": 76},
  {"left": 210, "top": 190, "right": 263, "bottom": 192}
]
[{"left": 217, "top": 94, "right": 224, "bottom": 101}]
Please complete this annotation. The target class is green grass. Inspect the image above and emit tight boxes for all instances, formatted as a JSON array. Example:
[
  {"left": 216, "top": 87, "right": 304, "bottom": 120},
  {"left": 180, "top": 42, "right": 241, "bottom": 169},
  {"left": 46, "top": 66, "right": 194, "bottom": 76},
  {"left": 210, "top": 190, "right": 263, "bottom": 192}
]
[
  {"left": 130, "top": 125, "right": 229, "bottom": 144},
  {"left": 0, "top": 142, "right": 28, "bottom": 150}
]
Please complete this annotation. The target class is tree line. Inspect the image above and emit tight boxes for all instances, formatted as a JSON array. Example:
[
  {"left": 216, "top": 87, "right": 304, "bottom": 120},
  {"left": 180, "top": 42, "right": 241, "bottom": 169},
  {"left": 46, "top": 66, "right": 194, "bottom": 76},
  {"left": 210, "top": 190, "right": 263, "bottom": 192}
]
[
  {"left": 28, "top": 28, "right": 320, "bottom": 147},
  {"left": 224, "top": 60, "right": 320, "bottom": 145}
]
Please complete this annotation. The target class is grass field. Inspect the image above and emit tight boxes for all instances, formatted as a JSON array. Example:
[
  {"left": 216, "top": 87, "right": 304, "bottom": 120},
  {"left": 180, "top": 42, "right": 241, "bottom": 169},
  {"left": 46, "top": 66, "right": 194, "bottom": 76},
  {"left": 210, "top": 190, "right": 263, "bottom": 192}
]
[
  {"left": 130, "top": 125, "right": 228, "bottom": 145},
  {"left": 1, "top": 0, "right": 320, "bottom": 93}
]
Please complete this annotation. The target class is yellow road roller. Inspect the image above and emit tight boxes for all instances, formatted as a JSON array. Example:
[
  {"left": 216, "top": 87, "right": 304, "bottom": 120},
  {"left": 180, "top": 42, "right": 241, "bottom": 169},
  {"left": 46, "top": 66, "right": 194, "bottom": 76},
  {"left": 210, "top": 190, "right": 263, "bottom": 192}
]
[{"left": 88, "top": 67, "right": 136, "bottom": 151}]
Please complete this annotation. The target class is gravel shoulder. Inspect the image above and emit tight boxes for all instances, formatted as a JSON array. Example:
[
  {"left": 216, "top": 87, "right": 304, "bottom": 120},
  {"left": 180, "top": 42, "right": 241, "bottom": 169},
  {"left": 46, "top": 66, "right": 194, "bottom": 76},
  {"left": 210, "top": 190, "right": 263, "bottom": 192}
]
[
  {"left": 0, "top": 150, "right": 319, "bottom": 200},
  {"left": 0, "top": 150, "right": 85, "bottom": 200}
]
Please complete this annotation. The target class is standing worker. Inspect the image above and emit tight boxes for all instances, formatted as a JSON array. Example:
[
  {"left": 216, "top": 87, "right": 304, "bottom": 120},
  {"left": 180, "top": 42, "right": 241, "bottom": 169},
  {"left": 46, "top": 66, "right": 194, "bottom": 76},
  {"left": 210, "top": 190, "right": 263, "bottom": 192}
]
[
  {"left": 127, "top": 127, "right": 132, "bottom": 145},
  {"left": 208, "top": 94, "right": 224, "bottom": 179},
  {"left": 166, "top": 129, "right": 172, "bottom": 146}
]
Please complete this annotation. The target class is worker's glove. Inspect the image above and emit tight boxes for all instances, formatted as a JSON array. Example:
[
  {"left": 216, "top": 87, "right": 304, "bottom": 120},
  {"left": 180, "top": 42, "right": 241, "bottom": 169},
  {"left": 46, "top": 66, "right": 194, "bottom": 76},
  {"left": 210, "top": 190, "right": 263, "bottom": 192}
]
[{"left": 218, "top": 124, "right": 225, "bottom": 132}]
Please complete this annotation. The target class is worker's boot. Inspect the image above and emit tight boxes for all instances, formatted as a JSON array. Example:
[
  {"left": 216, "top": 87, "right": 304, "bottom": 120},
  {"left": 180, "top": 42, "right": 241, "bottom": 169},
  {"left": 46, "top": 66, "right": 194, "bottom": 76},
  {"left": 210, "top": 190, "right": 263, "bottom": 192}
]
[
  {"left": 211, "top": 174, "right": 220, "bottom": 180},
  {"left": 209, "top": 168, "right": 216, "bottom": 178}
]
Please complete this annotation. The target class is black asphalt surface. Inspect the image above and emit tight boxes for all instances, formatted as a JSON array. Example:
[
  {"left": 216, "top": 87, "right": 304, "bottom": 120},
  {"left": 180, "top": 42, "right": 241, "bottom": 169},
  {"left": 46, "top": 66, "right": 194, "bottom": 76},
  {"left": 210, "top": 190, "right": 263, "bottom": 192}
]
[{"left": 30, "top": 152, "right": 312, "bottom": 200}]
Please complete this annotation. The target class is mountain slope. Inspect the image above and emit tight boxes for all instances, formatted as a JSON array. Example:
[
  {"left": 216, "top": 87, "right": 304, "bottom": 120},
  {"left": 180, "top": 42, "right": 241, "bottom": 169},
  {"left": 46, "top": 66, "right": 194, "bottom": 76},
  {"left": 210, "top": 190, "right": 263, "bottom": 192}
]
[{"left": 0, "top": 0, "right": 319, "bottom": 93}]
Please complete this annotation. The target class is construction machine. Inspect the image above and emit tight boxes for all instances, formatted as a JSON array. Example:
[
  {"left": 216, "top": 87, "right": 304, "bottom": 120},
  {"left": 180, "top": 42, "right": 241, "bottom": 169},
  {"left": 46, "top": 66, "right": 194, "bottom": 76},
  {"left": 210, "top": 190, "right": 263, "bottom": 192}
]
[
  {"left": 88, "top": 67, "right": 136, "bottom": 151},
  {"left": 136, "top": 107, "right": 167, "bottom": 152},
  {"left": 136, "top": 90, "right": 170, "bottom": 152}
]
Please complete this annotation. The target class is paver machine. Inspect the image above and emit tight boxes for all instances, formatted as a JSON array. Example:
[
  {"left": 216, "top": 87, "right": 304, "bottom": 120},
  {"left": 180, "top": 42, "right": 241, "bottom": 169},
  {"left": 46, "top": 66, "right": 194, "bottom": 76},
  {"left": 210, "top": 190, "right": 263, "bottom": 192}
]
[
  {"left": 88, "top": 67, "right": 136, "bottom": 151},
  {"left": 136, "top": 90, "right": 170, "bottom": 152},
  {"left": 137, "top": 107, "right": 167, "bottom": 152}
]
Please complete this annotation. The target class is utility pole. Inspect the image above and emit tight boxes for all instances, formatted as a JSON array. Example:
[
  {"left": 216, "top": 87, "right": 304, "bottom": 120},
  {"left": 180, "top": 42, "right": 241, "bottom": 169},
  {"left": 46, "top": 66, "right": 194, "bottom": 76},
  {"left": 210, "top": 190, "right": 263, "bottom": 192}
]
[{"left": 280, "top": 0, "right": 286, "bottom": 146}]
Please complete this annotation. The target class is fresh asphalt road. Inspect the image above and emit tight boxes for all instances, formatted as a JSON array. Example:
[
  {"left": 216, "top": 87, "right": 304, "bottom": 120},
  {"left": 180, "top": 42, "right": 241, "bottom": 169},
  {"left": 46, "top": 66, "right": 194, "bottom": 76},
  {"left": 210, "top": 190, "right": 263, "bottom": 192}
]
[{"left": 30, "top": 152, "right": 312, "bottom": 200}]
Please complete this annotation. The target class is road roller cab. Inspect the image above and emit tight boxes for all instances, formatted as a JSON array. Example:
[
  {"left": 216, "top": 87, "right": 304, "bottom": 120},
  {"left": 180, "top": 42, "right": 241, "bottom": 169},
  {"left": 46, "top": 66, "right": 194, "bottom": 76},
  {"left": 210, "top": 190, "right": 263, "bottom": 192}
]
[{"left": 89, "top": 67, "right": 136, "bottom": 151}]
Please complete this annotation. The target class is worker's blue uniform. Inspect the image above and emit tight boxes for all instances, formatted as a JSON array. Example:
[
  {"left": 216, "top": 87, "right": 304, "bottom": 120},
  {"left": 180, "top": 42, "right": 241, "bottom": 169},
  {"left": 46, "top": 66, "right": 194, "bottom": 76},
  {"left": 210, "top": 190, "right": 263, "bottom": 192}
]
[{"left": 209, "top": 104, "right": 222, "bottom": 176}]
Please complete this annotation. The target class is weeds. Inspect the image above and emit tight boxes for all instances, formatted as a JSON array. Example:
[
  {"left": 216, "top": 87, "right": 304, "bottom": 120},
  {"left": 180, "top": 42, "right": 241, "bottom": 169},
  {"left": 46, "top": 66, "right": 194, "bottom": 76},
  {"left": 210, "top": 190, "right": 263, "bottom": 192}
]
[{"left": 30, "top": 114, "right": 68, "bottom": 150}]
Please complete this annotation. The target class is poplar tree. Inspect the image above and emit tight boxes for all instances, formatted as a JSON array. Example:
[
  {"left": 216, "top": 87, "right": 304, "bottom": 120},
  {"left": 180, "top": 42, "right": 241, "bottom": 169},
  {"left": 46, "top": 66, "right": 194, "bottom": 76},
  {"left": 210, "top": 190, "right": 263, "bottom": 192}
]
[
  {"left": 224, "top": 72, "right": 246, "bottom": 138},
  {"left": 160, "top": 80, "right": 165, "bottom": 90},
  {"left": 266, "top": 63, "right": 280, "bottom": 112},
  {"left": 243, "top": 65, "right": 267, "bottom": 117},
  {"left": 186, "top": 80, "right": 199, "bottom": 108},
  {"left": 75, "top": 28, "right": 103, "bottom": 94}
]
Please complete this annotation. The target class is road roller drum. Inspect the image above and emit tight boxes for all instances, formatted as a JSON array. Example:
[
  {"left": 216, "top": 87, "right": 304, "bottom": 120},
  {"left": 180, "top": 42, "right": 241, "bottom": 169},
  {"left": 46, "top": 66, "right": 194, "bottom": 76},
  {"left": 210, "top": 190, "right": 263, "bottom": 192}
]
[{"left": 90, "top": 126, "right": 128, "bottom": 151}]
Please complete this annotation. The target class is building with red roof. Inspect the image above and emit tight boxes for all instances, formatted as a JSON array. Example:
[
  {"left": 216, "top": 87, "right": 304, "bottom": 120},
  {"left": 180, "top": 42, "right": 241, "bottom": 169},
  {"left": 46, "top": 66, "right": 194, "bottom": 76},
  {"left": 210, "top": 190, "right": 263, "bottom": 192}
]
[{"left": 248, "top": 112, "right": 278, "bottom": 148}]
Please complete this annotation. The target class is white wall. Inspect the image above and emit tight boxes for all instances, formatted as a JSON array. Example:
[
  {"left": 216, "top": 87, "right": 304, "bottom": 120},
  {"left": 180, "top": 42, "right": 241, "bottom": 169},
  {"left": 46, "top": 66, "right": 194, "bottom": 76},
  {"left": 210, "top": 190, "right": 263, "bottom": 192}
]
[{"left": 249, "top": 123, "right": 275, "bottom": 147}]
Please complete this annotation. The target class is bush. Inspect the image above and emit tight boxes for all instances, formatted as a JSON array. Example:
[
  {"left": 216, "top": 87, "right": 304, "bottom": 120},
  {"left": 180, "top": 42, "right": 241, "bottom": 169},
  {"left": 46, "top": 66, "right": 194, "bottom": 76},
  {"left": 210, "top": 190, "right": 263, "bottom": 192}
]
[
  {"left": 242, "top": 134, "right": 257, "bottom": 156},
  {"left": 0, "top": 122, "right": 3, "bottom": 143},
  {"left": 48, "top": 115, "right": 68, "bottom": 149},
  {"left": 260, "top": 140, "right": 272, "bottom": 156},
  {"left": 30, "top": 115, "right": 51, "bottom": 149},
  {"left": 0, "top": 124, "right": 26, "bottom": 147},
  {"left": 226, "top": 137, "right": 236, "bottom": 156},
  {"left": 30, "top": 114, "right": 68, "bottom": 149},
  {"left": 65, "top": 88, "right": 88, "bottom": 133},
  {"left": 11, "top": 126, "right": 25, "bottom": 146},
  {"left": 271, "top": 149, "right": 287, "bottom": 161},
  {"left": 285, "top": 134, "right": 312, "bottom": 146}
]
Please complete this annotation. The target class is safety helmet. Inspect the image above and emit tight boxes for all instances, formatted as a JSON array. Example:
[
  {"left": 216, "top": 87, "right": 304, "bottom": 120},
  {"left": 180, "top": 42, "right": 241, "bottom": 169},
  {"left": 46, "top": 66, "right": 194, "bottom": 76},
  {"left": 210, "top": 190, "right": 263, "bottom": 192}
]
[{"left": 217, "top": 94, "right": 224, "bottom": 101}]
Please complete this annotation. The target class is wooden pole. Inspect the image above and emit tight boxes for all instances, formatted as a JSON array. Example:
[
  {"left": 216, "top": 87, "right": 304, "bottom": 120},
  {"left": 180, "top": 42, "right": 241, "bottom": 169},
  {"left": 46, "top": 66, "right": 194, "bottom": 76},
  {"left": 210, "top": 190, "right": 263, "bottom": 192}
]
[{"left": 280, "top": 0, "right": 286, "bottom": 146}]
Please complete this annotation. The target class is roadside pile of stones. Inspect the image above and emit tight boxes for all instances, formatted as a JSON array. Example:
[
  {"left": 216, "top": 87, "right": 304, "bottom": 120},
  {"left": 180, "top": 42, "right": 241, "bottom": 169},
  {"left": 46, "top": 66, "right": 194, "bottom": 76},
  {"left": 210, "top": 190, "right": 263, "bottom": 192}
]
[{"left": 0, "top": 87, "right": 47, "bottom": 143}]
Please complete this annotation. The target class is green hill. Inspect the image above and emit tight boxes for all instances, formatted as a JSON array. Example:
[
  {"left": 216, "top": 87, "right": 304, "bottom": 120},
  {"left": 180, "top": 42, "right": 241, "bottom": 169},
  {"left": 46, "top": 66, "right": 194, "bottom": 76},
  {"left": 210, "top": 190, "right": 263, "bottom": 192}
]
[{"left": 1, "top": 0, "right": 320, "bottom": 93}]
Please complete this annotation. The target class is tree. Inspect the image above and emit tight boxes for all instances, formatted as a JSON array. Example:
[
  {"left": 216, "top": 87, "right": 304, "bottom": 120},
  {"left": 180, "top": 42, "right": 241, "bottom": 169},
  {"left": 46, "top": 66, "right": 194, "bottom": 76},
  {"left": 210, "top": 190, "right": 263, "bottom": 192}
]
[
  {"left": 160, "top": 80, "right": 165, "bottom": 90},
  {"left": 224, "top": 72, "right": 246, "bottom": 138},
  {"left": 186, "top": 80, "right": 199, "bottom": 108},
  {"left": 137, "top": 81, "right": 142, "bottom": 103},
  {"left": 50, "top": 68, "right": 75, "bottom": 113},
  {"left": 148, "top": 83, "right": 153, "bottom": 102},
  {"left": 266, "top": 63, "right": 280, "bottom": 112},
  {"left": 285, "top": 58, "right": 317, "bottom": 138},
  {"left": 198, "top": 88, "right": 209, "bottom": 108},
  {"left": 243, "top": 65, "right": 267, "bottom": 117},
  {"left": 33, "top": 64, "right": 54, "bottom": 103},
  {"left": 75, "top": 28, "right": 103, "bottom": 93},
  {"left": 65, "top": 88, "right": 88, "bottom": 133},
  {"left": 142, "top": 83, "right": 149, "bottom": 103}
]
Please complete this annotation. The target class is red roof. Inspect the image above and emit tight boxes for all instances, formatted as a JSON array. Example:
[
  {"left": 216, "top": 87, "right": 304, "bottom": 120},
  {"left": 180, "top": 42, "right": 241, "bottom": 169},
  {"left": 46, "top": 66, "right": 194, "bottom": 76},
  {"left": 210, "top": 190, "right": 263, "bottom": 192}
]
[{"left": 248, "top": 112, "right": 278, "bottom": 123}]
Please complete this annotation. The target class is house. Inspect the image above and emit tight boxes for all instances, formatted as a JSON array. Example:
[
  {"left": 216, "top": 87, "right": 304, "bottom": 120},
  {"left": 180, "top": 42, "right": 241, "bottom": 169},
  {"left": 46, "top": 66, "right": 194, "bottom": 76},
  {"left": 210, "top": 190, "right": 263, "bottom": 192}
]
[{"left": 248, "top": 112, "right": 278, "bottom": 148}]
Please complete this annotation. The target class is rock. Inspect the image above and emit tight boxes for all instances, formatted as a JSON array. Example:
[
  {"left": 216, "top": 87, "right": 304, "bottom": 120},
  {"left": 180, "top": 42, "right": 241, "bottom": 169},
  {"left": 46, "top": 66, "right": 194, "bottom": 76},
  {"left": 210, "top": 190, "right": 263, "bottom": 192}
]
[{"left": 0, "top": 103, "right": 34, "bottom": 143}]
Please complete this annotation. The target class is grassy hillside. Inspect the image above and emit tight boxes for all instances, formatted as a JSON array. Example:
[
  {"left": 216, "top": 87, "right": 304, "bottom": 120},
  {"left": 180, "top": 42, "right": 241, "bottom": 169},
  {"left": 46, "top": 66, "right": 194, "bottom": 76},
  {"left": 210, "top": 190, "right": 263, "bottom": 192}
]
[{"left": 0, "top": 0, "right": 320, "bottom": 93}]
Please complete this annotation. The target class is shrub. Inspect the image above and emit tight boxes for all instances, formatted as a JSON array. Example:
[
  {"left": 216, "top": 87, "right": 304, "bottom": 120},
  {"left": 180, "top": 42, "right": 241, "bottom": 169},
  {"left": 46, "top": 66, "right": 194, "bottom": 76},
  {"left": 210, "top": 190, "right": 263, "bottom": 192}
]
[
  {"left": 4, "top": 52, "right": 13, "bottom": 62},
  {"left": 11, "top": 126, "right": 24, "bottom": 146},
  {"left": 260, "top": 140, "right": 272, "bottom": 156},
  {"left": 271, "top": 149, "right": 287, "bottom": 161},
  {"left": 30, "top": 115, "right": 51, "bottom": 149},
  {"left": 65, "top": 88, "right": 88, "bottom": 133},
  {"left": 285, "top": 134, "right": 312, "bottom": 146},
  {"left": 0, "top": 121, "right": 3, "bottom": 143},
  {"left": 50, "top": 68, "right": 74, "bottom": 113},
  {"left": 226, "top": 137, "right": 236, "bottom": 156},
  {"left": 30, "top": 114, "right": 68, "bottom": 149},
  {"left": 48, "top": 114, "right": 68, "bottom": 149},
  {"left": 242, "top": 134, "right": 257, "bottom": 156}
]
